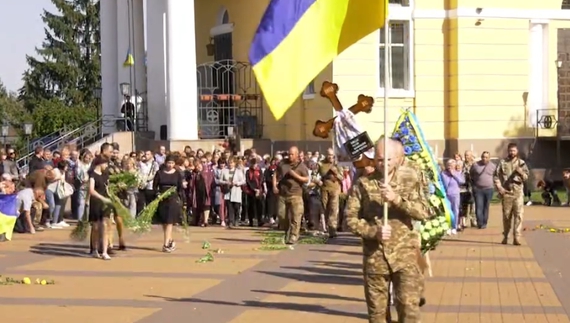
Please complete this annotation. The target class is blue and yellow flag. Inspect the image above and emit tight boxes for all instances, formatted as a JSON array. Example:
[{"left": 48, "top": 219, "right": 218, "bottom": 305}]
[
  {"left": 123, "top": 49, "right": 134, "bottom": 67},
  {"left": 249, "top": 0, "right": 388, "bottom": 120},
  {"left": 392, "top": 111, "right": 456, "bottom": 229},
  {"left": 0, "top": 194, "right": 18, "bottom": 241}
]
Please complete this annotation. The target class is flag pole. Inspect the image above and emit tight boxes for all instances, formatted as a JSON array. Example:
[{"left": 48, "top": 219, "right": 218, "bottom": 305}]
[{"left": 383, "top": 17, "right": 391, "bottom": 226}]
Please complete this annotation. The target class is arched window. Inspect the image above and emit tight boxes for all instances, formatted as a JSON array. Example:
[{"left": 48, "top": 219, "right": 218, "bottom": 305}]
[
  {"left": 217, "top": 7, "right": 230, "bottom": 25},
  {"left": 222, "top": 10, "right": 230, "bottom": 24}
]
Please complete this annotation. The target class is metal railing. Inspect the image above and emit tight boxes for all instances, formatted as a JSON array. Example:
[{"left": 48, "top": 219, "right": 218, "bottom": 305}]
[
  {"left": 17, "top": 125, "right": 74, "bottom": 157},
  {"left": 17, "top": 116, "right": 125, "bottom": 176}
]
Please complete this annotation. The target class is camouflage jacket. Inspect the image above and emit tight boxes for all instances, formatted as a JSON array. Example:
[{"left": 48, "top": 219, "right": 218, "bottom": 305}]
[
  {"left": 345, "top": 160, "right": 430, "bottom": 274},
  {"left": 317, "top": 161, "right": 343, "bottom": 191},
  {"left": 493, "top": 157, "right": 529, "bottom": 194}
]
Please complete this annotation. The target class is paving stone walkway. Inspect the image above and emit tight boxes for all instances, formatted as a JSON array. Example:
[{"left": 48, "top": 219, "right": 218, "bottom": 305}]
[{"left": 1, "top": 204, "right": 570, "bottom": 323}]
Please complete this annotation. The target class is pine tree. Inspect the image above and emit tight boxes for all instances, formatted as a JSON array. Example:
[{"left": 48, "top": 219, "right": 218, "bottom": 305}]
[{"left": 19, "top": 0, "right": 100, "bottom": 114}]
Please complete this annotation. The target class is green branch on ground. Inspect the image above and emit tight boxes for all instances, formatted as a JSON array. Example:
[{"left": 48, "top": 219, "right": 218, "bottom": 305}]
[{"left": 256, "top": 230, "right": 327, "bottom": 251}]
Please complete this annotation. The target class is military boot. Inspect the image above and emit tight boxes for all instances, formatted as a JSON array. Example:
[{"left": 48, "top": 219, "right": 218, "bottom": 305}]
[{"left": 501, "top": 237, "right": 508, "bottom": 245}]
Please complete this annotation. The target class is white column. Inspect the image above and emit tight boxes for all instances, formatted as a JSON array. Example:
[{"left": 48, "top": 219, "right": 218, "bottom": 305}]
[
  {"left": 100, "top": 0, "right": 119, "bottom": 134},
  {"left": 166, "top": 0, "right": 199, "bottom": 140},
  {"left": 146, "top": 0, "right": 168, "bottom": 138},
  {"left": 528, "top": 22, "right": 547, "bottom": 127},
  {"left": 132, "top": 0, "right": 146, "bottom": 95},
  {"left": 117, "top": 0, "right": 132, "bottom": 97}
]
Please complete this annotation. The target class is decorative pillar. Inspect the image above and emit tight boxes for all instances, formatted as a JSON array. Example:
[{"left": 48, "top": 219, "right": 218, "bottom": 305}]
[
  {"left": 146, "top": 0, "right": 167, "bottom": 138},
  {"left": 116, "top": 0, "right": 132, "bottom": 97},
  {"left": 132, "top": 0, "right": 146, "bottom": 95},
  {"left": 100, "top": 0, "right": 119, "bottom": 135},
  {"left": 166, "top": 0, "right": 199, "bottom": 140}
]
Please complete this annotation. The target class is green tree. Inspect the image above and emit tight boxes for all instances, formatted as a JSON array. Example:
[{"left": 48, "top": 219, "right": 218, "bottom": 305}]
[
  {"left": 0, "top": 79, "right": 30, "bottom": 127},
  {"left": 19, "top": 0, "right": 100, "bottom": 134}
]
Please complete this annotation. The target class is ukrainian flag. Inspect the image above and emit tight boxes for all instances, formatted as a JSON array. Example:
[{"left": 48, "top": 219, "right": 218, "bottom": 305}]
[
  {"left": 249, "top": 0, "right": 388, "bottom": 120},
  {"left": 0, "top": 194, "right": 18, "bottom": 241},
  {"left": 123, "top": 49, "right": 134, "bottom": 67}
]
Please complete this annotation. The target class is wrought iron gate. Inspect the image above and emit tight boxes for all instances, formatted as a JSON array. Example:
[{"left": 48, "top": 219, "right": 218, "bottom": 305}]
[{"left": 196, "top": 60, "right": 263, "bottom": 139}]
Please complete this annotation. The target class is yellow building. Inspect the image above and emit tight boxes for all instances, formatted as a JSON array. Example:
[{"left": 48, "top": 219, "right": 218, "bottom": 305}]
[{"left": 193, "top": 0, "right": 570, "bottom": 160}]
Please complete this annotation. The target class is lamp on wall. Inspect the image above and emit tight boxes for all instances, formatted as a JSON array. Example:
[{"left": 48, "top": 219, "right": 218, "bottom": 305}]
[
  {"left": 1, "top": 121, "right": 9, "bottom": 148},
  {"left": 23, "top": 121, "right": 33, "bottom": 153},
  {"left": 206, "top": 38, "right": 215, "bottom": 57},
  {"left": 119, "top": 82, "right": 131, "bottom": 96},
  {"left": 557, "top": 59, "right": 563, "bottom": 69}
]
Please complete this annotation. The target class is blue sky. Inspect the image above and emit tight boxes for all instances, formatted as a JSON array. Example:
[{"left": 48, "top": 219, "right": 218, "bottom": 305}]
[
  {"left": 0, "top": 0, "right": 56, "bottom": 92},
  {"left": 0, "top": 1, "right": 148, "bottom": 93}
]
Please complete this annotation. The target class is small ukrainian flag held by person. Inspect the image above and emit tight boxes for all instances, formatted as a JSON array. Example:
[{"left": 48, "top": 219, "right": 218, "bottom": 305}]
[
  {"left": 0, "top": 194, "right": 18, "bottom": 241},
  {"left": 249, "top": 0, "right": 388, "bottom": 120}
]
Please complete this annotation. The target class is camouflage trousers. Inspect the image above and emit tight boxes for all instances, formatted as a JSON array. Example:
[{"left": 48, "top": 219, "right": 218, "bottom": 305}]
[
  {"left": 321, "top": 189, "right": 340, "bottom": 233},
  {"left": 277, "top": 195, "right": 304, "bottom": 243},
  {"left": 364, "top": 264, "right": 423, "bottom": 323},
  {"left": 502, "top": 191, "right": 524, "bottom": 239}
]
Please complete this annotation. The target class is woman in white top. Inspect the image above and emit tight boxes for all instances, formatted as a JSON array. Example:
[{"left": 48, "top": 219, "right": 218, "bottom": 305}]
[
  {"left": 48, "top": 160, "right": 72, "bottom": 228},
  {"left": 76, "top": 150, "right": 92, "bottom": 222},
  {"left": 219, "top": 157, "right": 245, "bottom": 228}
]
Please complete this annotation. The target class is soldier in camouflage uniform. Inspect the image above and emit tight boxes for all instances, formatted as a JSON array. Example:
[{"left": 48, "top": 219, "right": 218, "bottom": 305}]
[
  {"left": 273, "top": 147, "right": 309, "bottom": 244},
  {"left": 317, "top": 148, "right": 343, "bottom": 238},
  {"left": 346, "top": 137, "right": 430, "bottom": 323},
  {"left": 493, "top": 142, "right": 529, "bottom": 246}
]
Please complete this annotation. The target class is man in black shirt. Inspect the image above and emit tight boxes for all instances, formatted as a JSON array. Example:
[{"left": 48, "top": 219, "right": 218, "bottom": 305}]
[
  {"left": 28, "top": 146, "right": 46, "bottom": 173},
  {"left": 120, "top": 96, "right": 136, "bottom": 131}
]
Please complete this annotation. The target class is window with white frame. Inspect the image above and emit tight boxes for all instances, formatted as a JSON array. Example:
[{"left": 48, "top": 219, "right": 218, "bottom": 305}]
[
  {"left": 379, "top": 21, "right": 411, "bottom": 92},
  {"left": 303, "top": 80, "right": 315, "bottom": 99}
]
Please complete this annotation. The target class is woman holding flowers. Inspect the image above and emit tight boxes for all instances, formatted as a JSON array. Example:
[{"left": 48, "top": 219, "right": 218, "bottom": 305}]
[
  {"left": 88, "top": 157, "right": 112, "bottom": 260},
  {"left": 122, "top": 157, "right": 142, "bottom": 219},
  {"left": 153, "top": 155, "right": 184, "bottom": 252},
  {"left": 440, "top": 159, "right": 465, "bottom": 234}
]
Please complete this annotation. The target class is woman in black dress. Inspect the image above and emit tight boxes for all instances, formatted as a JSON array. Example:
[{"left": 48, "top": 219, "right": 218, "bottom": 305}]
[
  {"left": 153, "top": 155, "right": 184, "bottom": 252},
  {"left": 88, "top": 157, "right": 112, "bottom": 260}
]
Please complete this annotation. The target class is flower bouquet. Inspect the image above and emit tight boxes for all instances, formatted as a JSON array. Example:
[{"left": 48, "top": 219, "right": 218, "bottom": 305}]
[
  {"left": 70, "top": 172, "right": 141, "bottom": 241},
  {"left": 392, "top": 110, "right": 455, "bottom": 254},
  {"left": 108, "top": 186, "right": 176, "bottom": 234}
]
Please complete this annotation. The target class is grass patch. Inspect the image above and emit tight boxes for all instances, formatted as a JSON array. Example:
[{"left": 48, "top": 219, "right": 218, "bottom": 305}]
[
  {"left": 490, "top": 191, "right": 567, "bottom": 204},
  {"left": 256, "top": 230, "right": 327, "bottom": 251}
]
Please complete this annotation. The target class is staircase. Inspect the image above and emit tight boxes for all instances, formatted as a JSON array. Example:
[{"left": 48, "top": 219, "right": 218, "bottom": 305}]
[
  {"left": 17, "top": 116, "right": 128, "bottom": 175},
  {"left": 17, "top": 126, "right": 75, "bottom": 157}
]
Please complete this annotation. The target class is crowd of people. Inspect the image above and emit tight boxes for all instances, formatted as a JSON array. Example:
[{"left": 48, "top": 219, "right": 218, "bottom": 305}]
[
  {"left": 0, "top": 136, "right": 555, "bottom": 321},
  {"left": 0, "top": 142, "right": 356, "bottom": 252},
  {"left": 0, "top": 141, "right": 551, "bottom": 247}
]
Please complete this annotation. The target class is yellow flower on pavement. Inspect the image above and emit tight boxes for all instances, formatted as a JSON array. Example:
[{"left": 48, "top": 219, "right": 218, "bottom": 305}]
[
  {"left": 22, "top": 277, "right": 31, "bottom": 285},
  {"left": 40, "top": 280, "right": 47, "bottom": 285}
]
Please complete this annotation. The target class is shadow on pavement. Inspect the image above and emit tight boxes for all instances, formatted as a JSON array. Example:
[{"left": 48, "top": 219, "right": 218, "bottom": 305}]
[
  {"left": 29, "top": 242, "right": 157, "bottom": 258},
  {"left": 143, "top": 295, "right": 368, "bottom": 320},
  {"left": 442, "top": 238, "right": 504, "bottom": 245},
  {"left": 325, "top": 236, "right": 361, "bottom": 247},
  {"left": 250, "top": 289, "right": 364, "bottom": 303},
  {"left": 215, "top": 237, "right": 260, "bottom": 243},
  {"left": 280, "top": 266, "right": 360, "bottom": 277},
  {"left": 309, "top": 249, "right": 361, "bottom": 256},
  {"left": 256, "top": 270, "right": 362, "bottom": 285},
  {"left": 307, "top": 260, "right": 361, "bottom": 270}
]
